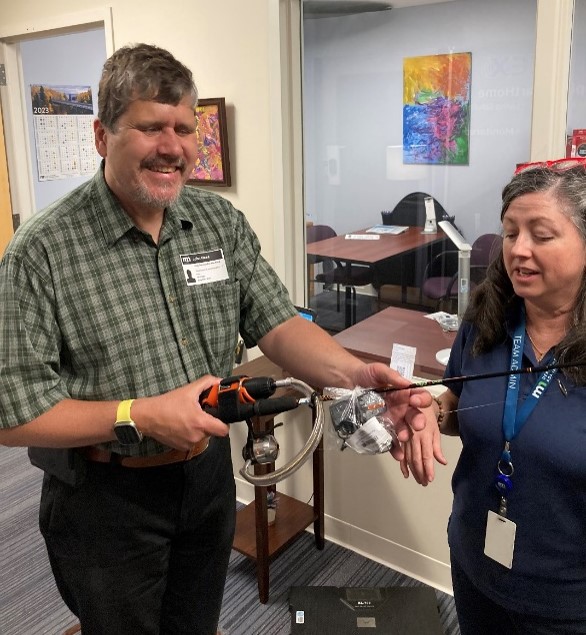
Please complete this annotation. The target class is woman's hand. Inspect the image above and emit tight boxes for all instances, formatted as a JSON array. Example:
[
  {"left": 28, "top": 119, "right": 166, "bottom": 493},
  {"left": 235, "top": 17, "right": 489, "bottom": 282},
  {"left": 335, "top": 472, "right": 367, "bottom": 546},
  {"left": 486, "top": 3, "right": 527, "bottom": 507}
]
[{"left": 399, "top": 399, "right": 448, "bottom": 485}]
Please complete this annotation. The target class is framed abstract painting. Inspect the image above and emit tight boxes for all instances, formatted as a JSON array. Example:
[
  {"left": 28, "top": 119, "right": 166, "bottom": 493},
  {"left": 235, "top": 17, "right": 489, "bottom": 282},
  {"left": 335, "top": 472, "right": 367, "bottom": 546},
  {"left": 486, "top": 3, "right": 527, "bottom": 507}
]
[
  {"left": 403, "top": 52, "right": 472, "bottom": 165},
  {"left": 188, "top": 97, "right": 231, "bottom": 186}
]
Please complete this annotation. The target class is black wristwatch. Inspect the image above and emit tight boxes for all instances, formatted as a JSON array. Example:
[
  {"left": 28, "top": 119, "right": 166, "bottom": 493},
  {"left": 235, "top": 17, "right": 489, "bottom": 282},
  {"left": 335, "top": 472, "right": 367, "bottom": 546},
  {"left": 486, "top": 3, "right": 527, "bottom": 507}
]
[{"left": 113, "top": 399, "right": 143, "bottom": 445}]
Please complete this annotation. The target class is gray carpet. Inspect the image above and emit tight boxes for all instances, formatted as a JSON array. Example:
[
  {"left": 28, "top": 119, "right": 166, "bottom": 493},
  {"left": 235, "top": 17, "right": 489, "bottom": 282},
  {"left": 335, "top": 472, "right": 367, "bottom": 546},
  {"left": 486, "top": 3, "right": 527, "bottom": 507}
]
[{"left": 0, "top": 446, "right": 459, "bottom": 634}]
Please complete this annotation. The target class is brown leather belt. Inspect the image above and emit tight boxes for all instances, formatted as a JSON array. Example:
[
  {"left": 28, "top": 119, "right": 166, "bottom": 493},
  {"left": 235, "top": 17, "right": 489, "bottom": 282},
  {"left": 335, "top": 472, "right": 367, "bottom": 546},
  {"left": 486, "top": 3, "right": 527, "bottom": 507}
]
[{"left": 78, "top": 437, "right": 210, "bottom": 468}]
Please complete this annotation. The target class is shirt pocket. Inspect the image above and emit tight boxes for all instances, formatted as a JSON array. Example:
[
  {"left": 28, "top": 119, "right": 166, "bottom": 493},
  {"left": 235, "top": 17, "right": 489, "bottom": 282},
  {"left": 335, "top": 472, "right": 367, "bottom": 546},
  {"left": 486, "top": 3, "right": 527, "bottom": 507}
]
[{"left": 185, "top": 281, "right": 241, "bottom": 376}]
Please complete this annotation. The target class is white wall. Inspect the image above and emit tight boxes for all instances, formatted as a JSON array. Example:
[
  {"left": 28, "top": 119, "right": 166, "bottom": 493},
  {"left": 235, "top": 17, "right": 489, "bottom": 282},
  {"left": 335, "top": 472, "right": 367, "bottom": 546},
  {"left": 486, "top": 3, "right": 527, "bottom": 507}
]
[{"left": 303, "top": 0, "right": 537, "bottom": 241}]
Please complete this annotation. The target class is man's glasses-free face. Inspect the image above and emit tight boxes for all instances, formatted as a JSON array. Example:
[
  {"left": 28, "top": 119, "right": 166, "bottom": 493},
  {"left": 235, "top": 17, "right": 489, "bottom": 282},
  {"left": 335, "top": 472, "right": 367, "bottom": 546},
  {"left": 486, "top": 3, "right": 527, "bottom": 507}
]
[{"left": 514, "top": 157, "right": 586, "bottom": 175}]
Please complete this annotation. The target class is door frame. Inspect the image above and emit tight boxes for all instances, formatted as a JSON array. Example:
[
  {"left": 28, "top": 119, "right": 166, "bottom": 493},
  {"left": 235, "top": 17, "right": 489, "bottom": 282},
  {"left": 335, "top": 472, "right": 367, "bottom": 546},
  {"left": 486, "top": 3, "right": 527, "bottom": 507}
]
[
  {"left": 0, "top": 97, "right": 13, "bottom": 254},
  {"left": 0, "top": 8, "right": 114, "bottom": 224}
]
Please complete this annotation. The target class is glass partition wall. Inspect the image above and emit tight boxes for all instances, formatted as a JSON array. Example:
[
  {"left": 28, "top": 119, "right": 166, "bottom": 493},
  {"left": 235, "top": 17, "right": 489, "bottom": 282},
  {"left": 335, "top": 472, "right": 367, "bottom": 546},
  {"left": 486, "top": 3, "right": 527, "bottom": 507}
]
[
  {"left": 568, "top": 0, "right": 586, "bottom": 144},
  {"left": 301, "top": 0, "right": 538, "bottom": 333}
]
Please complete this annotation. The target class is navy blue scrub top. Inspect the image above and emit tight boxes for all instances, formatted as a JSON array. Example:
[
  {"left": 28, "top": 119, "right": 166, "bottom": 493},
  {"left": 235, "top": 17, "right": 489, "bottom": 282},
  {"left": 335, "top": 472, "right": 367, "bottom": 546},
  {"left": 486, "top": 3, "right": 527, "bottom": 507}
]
[{"left": 445, "top": 312, "right": 586, "bottom": 619}]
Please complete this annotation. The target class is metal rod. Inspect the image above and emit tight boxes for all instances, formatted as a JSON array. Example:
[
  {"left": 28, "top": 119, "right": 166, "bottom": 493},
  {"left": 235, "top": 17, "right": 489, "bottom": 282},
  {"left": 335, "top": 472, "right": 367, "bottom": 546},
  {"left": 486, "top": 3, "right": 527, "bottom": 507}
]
[{"left": 375, "top": 361, "right": 586, "bottom": 393}]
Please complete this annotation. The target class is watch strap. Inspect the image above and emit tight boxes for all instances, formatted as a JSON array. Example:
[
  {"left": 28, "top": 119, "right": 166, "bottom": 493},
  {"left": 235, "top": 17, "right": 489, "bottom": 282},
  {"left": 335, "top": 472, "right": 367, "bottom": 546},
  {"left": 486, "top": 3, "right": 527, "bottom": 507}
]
[{"left": 117, "top": 399, "right": 134, "bottom": 422}]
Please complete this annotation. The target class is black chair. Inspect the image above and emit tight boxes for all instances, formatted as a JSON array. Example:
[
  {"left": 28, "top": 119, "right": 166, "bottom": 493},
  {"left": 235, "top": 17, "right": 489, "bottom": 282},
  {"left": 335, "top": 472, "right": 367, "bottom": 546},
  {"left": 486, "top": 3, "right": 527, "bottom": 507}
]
[
  {"left": 374, "top": 192, "right": 455, "bottom": 305},
  {"left": 421, "top": 233, "right": 503, "bottom": 310},
  {"left": 306, "top": 224, "right": 374, "bottom": 328},
  {"left": 306, "top": 223, "right": 337, "bottom": 296},
  {"left": 381, "top": 191, "right": 455, "bottom": 228}
]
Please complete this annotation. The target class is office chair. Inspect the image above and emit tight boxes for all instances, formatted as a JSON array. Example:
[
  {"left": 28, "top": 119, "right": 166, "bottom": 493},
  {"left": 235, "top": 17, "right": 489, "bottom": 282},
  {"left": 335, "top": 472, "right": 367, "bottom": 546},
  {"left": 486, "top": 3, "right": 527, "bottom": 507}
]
[
  {"left": 306, "top": 224, "right": 374, "bottom": 328},
  {"left": 374, "top": 193, "right": 456, "bottom": 306},
  {"left": 421, "top": 233, "right": 503, "bottom": 310},
  {"left": 382, "top": 191, "right": 455, "bottom": 228},
  {"left": 306, "top": 223, "right": 337, "bottom": 294}
]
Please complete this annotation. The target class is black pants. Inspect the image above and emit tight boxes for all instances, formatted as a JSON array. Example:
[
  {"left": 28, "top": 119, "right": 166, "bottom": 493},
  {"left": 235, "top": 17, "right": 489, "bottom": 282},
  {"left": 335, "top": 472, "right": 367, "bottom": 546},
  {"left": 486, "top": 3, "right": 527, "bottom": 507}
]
[
  {"left": 39, "top": 437, "right": 236, "bottom": 635},
  {"left": 451, "top": 554, "right": 586, "bottom": 635}
]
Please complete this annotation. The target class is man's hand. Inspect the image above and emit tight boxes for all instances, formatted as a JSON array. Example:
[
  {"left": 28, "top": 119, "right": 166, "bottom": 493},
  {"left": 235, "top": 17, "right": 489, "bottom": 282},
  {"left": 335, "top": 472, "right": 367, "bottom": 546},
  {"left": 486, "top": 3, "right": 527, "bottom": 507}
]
[
  {"left": 350, "top": 363, "right": 432, "bottom": 461},
  {"left": 133, "top": 375, "right": 229, "bottom": 450}
]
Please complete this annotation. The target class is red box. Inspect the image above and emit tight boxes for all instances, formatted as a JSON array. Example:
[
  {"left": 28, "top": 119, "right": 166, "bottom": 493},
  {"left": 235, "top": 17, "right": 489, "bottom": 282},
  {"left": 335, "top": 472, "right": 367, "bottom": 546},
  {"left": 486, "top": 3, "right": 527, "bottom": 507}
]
[{"left": 571, "top": 129, "right": 586, "bottom": 157}]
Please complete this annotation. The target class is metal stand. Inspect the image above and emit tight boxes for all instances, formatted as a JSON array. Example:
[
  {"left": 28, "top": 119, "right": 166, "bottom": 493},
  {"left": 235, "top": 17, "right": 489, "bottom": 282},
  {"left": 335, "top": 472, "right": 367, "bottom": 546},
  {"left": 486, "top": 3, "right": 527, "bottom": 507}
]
[{"left": 457, "top": 249, "right": 470, "bottom": 324}]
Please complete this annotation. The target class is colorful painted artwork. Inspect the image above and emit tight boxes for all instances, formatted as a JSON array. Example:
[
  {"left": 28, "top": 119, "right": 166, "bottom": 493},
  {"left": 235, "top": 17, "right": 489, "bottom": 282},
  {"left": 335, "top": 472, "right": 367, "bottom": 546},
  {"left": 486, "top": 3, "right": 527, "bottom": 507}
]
[
  {"left": 403, "top": 52, "right": 471, "bottom": 165},
  {"left": 189, "top": 98, "right": 231, "bottom": 186}
]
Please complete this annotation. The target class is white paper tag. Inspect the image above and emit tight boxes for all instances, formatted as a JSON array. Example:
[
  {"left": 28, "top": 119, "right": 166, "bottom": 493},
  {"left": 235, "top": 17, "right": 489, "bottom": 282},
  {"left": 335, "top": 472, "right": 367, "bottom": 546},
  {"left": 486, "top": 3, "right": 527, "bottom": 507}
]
[
  {"left": 390, "top": 344, "right": 416, "bottom": 380},
  {"left": 484, "top": 510, "right": 516, "bottom": 569},
  {"left": 181, "top": 249, "right": 229, "bottom": 286},
  {"left": 346, "top": 416, "right": 395, "bottom": 454},
  {"left": 344, "top": 234, "right": 380, "bottom": 240}
]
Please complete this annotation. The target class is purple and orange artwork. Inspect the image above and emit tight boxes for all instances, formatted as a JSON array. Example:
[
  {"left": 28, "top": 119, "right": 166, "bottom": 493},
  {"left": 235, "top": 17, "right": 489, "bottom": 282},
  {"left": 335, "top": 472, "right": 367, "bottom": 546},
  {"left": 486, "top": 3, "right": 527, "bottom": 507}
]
[
  {"left": 191, "top": 103, "right": 224, "bottom": 182},
  {"left": 403, "top": 52, "right": 471, "bottom": 165}
]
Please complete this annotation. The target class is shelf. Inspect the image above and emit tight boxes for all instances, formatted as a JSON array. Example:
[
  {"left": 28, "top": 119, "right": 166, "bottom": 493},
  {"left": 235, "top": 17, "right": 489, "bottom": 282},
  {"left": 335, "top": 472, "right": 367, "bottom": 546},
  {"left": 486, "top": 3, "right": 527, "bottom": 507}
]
[
  {"left": 233, "top": 493, "right": 318, "bottom": 561},
  {"left": 231, "top": 356, "right": 324, "bottom": 603}
]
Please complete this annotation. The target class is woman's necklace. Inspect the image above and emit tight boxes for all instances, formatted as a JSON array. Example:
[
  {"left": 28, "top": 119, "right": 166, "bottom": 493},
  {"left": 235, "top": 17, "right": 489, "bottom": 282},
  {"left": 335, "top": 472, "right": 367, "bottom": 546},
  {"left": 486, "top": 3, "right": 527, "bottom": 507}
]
[{"left": 526, "top": 330, "right": 545, "bottom": 362}]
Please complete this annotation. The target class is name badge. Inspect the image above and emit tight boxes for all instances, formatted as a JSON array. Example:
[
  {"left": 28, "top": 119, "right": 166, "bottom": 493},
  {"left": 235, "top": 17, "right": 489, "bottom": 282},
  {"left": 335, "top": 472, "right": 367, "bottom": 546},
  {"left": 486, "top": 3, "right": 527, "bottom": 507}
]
[
  {"left": 181, "top": 250, "right": 229, "bottom": 286},
  {"left": 484, "top": 510, "right": 516, "bottom": 569}
]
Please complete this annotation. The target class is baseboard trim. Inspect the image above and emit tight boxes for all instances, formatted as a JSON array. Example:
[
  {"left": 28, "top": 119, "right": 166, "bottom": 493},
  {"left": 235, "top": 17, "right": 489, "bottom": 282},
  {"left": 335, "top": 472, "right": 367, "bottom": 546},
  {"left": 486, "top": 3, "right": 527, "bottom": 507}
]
[{"left": 321, "top": 514, "right": 454, "bottom": 596}]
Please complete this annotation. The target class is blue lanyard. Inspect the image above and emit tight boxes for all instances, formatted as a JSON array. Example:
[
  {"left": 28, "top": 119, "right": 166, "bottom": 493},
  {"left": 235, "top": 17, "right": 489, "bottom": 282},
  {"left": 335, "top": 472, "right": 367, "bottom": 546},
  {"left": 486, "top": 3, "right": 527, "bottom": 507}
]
[
  {"left": 495, "top": 310, "right": 557, "bottom": 517},
  {"left": 502, "top": 312, "right": 557, "bottom": 442}
]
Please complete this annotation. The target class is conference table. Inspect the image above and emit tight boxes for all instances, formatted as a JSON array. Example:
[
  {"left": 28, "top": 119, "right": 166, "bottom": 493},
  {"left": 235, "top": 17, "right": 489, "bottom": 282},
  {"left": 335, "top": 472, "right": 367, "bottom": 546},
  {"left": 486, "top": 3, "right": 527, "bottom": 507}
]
[
  {"left": 306, "top": 226, "right": 448, "bottom": 325},
  {"left": 334, "top": 305, "right": 456, "bottom": 378},
  {"left": 306, "top": 226, "right": 446, "bottom": 265}
]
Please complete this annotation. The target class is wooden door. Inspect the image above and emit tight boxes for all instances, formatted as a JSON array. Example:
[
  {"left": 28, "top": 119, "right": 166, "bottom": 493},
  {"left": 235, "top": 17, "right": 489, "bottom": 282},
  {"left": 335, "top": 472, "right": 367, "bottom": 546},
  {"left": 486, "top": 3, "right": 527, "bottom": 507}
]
[{"left": 0, "top": 98, "right": 13, "bottom": 255}]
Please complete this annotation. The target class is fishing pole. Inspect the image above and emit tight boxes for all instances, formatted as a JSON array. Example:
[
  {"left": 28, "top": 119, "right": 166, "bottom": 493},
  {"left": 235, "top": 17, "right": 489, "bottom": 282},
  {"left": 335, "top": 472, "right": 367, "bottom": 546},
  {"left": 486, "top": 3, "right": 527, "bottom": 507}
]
[{"left": 375, "top": 360, "right": 586, "bottom": 393}]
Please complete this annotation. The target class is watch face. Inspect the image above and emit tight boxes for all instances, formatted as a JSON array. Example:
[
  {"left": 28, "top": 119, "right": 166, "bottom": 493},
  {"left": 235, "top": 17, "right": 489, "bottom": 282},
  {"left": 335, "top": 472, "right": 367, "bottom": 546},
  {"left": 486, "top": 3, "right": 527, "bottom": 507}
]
[{"left": 114, "top": 422, "right": 143, "bottom": 445}]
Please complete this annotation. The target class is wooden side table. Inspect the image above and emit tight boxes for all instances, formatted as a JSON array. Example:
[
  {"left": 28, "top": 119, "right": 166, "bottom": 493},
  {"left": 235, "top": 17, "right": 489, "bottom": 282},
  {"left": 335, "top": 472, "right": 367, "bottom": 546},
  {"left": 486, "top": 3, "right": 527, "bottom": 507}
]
[{"left": 231, "top": 356, "right": 325, "bottom": 603}]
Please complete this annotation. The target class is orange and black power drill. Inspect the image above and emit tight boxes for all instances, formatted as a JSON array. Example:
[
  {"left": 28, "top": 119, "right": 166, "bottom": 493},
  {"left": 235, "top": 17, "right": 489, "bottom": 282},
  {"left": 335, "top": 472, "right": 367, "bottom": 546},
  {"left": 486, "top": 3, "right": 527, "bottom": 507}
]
[{"left": 199, "top": 375, "right": 300, "bottom": 423}]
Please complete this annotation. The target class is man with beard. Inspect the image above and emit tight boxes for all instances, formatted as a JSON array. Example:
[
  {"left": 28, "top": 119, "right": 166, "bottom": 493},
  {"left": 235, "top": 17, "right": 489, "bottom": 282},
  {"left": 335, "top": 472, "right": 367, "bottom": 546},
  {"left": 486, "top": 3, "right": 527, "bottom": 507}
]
[{"left": 0, "top": 44, "right": 429, "bottom": 635}]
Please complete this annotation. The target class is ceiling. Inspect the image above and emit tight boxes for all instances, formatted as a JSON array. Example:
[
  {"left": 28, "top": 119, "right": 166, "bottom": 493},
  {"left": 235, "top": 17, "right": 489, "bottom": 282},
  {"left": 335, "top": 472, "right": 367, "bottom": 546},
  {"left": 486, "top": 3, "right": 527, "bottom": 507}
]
[{"left": 303, "top": 0, "right": 457, "bottom": 18}]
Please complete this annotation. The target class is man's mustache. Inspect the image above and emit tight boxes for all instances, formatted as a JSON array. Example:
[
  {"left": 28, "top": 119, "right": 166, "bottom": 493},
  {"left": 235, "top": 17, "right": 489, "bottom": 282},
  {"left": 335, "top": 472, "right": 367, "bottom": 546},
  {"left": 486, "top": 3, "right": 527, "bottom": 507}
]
[{"left": 141, "top": 157, "right": 186, "bottom": 171}]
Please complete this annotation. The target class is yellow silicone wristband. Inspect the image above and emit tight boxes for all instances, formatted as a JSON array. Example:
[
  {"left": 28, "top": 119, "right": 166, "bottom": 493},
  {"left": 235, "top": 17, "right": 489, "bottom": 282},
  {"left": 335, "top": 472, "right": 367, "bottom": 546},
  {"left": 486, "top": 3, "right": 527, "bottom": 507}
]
[{"left": 117, "top": 399, "right": 134, "bottom": 422}]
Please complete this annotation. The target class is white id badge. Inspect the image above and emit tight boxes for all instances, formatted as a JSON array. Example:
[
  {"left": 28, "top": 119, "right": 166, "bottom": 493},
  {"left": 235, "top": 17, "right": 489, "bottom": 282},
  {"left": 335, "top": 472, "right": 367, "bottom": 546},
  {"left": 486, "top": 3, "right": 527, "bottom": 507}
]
[
  {"left": 181, "top": 250, "right": 229, "bottom": 286},
  {"left": 484, "top": 510, "right": 516, "bottom": 569}
]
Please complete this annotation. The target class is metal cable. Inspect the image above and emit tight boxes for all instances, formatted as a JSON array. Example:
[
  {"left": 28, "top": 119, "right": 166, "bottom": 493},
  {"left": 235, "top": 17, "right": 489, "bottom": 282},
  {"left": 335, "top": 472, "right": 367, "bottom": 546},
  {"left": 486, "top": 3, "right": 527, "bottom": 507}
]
[{"left": 239, "top": 377, "right": 324, "bottom": 486}]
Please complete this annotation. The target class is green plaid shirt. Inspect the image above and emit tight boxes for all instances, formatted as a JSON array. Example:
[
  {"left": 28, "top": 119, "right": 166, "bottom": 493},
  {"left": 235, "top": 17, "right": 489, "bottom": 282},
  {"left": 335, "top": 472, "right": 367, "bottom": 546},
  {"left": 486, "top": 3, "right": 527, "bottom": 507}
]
[{"left": 0, "top": 166, "right": 296, "bottom": 455}]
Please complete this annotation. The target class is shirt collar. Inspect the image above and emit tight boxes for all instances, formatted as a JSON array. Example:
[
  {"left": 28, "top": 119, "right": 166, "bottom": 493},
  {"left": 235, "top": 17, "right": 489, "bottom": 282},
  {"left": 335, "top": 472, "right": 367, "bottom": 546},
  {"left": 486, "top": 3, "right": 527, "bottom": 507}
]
[{"left": 91, "top": 163, "right": 194, "bottom": 246}]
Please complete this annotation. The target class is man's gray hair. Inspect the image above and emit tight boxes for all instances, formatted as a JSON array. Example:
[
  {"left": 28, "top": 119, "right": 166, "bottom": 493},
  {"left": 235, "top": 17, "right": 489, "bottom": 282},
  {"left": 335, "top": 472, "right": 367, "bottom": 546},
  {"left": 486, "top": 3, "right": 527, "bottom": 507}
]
[{"left": 98, "top": 43, "right": 198, "bottom": 131}]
